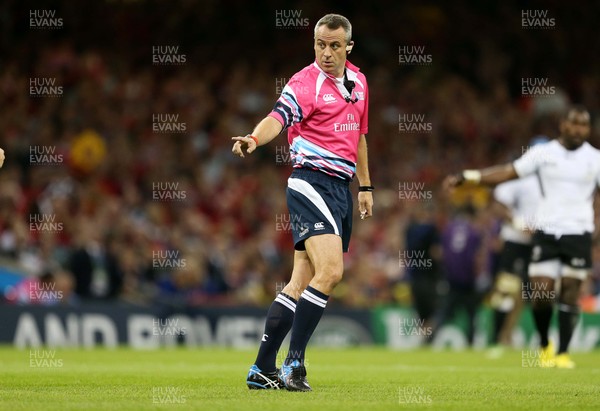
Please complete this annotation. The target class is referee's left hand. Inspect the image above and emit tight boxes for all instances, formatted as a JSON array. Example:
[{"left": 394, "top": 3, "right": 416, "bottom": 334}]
[
  {"left": 358, "top": 191, "right": 373, "bottom": 219},
  {"left": 231, "top": 136, "right": 257, "bottom": 158}
]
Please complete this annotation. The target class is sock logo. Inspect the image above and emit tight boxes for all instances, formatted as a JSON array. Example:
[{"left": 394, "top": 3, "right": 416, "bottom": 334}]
[{"left": 262, "top": 334, "right": 268, "bottom": 342}]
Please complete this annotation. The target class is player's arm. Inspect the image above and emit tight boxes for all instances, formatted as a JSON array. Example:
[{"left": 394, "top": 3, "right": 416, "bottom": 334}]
[
  {"left": 443, "top": 163, "right": 519, "bottom": 190},
  {"left": 491, "top": 200, "right": 512, "bottom": 221},
  {"left": 231, "top": 116, "right": 283, "bottom": 158},
  {"left": 0, "top": 147, "right": 4, "bottom": 168},
  {"left": 356, "top": 134, "right": 373, "bottom": 219}
]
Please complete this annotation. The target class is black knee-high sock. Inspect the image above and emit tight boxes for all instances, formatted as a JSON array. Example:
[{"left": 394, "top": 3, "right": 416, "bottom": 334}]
[
  {"left": 254, "top": 293, "right": 296, "bottom": 372},
  {"left": 558, "top": 303, "right": 580, "bottom": 354},
  {"left": 492, "top": 310, "right": 508, "bottom": 345},
  {"left": 532, "top": 304, "right": 553, "bottom": 348},
  {"left": 284, "top": 285, "right": 329, "bottom": 366}
]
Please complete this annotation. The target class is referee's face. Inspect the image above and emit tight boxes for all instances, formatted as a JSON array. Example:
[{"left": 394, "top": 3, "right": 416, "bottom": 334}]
[
  {"left": 560, "top": 110, "right": 591, "bottom": 149},
  {"left": 314, "top": 26, "right": 348, "bottom": 78}
]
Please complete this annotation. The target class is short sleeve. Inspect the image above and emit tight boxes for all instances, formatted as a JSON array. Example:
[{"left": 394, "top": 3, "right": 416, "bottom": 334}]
[
  {"left": 360, "top": 80, "right": 369, "bottom": 134},
  {"left": 268, "top": 77, "right": 314, "bottom": 131},
  {"left": 513, "top": 145, "right": 545, "bottom": 178}
]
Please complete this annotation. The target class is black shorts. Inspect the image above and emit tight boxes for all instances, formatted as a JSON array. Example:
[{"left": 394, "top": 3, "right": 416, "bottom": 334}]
[
  {"left": 530, "top": 231, "right": 592, "bottom": 269},
  {"left": 498, "top": 241, "right": 532, "bottom": 281},
  {"left": 286, "top": 168, "right": 353, "bottom": 252}
]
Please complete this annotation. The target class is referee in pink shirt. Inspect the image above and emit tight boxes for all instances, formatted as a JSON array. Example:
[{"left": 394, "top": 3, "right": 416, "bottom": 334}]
[{"left": 232, "top": 13, "right": 373, "bottom": 392}]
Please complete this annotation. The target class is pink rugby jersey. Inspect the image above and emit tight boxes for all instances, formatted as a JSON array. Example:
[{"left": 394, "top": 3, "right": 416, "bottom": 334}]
[{"left": 268, "top": 60, "right": 369, "bottom": 181}]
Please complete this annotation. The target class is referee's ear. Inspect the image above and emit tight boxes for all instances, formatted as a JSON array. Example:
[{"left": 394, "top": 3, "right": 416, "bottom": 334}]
[{"left": 346, "top": 41, "right": 354, "bottom": 55}]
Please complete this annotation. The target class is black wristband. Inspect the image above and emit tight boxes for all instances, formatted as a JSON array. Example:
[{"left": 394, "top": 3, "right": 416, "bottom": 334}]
[{"left": 359, "top": 186, "right": 374, "bottom": 192}]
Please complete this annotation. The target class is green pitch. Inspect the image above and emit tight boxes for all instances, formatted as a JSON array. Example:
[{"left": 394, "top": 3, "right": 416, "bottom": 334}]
[{"left": 1, "top": 346, "right": 599, "bottom": 410}]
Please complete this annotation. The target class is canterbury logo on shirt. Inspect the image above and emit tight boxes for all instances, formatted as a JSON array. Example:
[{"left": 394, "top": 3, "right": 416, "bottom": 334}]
[{"left": 322, "top": 94, "right": 336, "bottom": 103}]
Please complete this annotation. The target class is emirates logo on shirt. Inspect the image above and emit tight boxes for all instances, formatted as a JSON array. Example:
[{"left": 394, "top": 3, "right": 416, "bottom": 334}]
[
  {"left": 334, "top": 122, "right": 360, "bottom": 132},
  {"left": 334, "top": 113, "right": 360, "bottom": 132}
]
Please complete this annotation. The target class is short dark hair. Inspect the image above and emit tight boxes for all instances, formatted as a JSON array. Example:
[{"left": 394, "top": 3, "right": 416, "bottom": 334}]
[
  {"left": 314, "top": 14, "right": 352, "bottom": 43},
  {"left": 563, "top": 104, "right": 590, "bottom": 121}
]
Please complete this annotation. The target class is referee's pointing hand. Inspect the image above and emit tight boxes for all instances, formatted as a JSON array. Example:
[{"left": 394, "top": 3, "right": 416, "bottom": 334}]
[{"left": 231, "top": 135, "right": 257, "bottom": 158}]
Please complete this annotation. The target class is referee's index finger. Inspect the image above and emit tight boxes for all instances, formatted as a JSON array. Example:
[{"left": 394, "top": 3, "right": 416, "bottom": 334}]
[{"left": 231, "top": 136, "right": 250, "bottom": 141}]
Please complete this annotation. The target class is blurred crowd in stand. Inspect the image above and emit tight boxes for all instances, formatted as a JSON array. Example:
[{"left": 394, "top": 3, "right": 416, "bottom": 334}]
[{"left": 0, "top": 1, "right": 599, "bottom": 310}]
